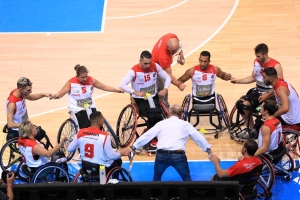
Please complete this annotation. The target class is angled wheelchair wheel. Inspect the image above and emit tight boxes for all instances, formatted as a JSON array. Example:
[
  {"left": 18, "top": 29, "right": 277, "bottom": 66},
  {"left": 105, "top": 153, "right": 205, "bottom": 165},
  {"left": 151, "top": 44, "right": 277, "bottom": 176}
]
[
  {"left": 32, "top": 163, "right": 70, "bottom": 183},
  {"left": 258, "top": 155, "right": 275, "bottom": 192},
  {"left": 255, "top": 180, "right": 270, "bottom": 200},
  {"left": 116, "top": 104, "right": 138, "bottom": 148},
  {"left": 276, "top": 151, "right": 294, "bottom": 172},
  {"left": 57, "top": 118, "right": 78, "bottom": 161},
  {"left": 283, "top": 129, "right": 300, "bottom": 171},
  {"left": 216, "top": 94, "right": 230, "bottom": 128},
  {"left": 103, "top": 118, "right": 119, "bottom": 150},
  {"left": 106, "top": 167, "right": 132, "bottom": 182},
  {"left": 229, "top": 106, "right": 245, "bottom": 128},
  {"left": 160, "top": 100, "right": 170, "bottom": 119},
  {"left": 0, "top": 138, "right": 21, "bottom": 171},
  {"left": 181, "top": 94, "right": 191, "bottom": 121}
]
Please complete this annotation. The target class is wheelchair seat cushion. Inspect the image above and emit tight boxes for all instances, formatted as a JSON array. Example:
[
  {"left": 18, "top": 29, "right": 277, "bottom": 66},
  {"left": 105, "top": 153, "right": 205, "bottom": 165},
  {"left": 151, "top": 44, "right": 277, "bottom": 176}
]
[{"left": 193, "top": 104, "right": 215, "bottom": 111}]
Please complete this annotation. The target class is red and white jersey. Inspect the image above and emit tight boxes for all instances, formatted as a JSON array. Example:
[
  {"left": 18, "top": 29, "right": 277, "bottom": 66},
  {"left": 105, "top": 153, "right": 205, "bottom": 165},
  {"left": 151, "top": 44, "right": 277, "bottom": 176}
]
[
  {"left": 131, "top": 63, "right": 158, "bottom": 98},
  {"left": 68, "top": 76, "right": 96, "bottom": 113},
  {"left": 68, "top": 127, "right": 120, "bottom": 167},
  {"left": 258, "top": 118, "right": 282, "bottom": 152},
  {"left": 192, "top": 64, "right": 217, "bottom": 97},
  {"left": 6, "top": 89, "right": 28, "bottom": 131},
  {"left": 18, "top": 138, "right": 50, "bottom": 167},
  {"left": 253, "top": 58, "right": 279, "bottom": 92},
  {"left": 274, "top": 79, "right": 300, "bottom": 124}
]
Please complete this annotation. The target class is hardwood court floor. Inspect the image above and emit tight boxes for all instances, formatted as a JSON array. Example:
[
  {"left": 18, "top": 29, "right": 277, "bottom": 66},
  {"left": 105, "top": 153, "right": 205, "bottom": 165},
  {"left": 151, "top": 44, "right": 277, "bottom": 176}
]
[{"left": 0, "top": 0, "right": 300, "bottom": 162}]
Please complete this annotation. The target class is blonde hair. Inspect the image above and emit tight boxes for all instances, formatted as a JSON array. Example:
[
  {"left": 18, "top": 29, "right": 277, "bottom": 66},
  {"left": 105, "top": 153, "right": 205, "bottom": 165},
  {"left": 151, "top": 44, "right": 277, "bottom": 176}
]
[{"left": 19, "top": 121, "right": 33, "bottom": 138}]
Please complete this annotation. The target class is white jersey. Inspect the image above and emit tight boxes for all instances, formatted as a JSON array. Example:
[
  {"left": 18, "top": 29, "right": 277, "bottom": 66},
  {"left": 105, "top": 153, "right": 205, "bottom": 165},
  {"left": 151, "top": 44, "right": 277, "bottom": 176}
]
[
  {"left": 130, "top": 63, "right": 158, "bottom": 98},
  {"left": 258, "top": 118, "right": 282, "bottom": 152},
  {"left": 253, "top": 58, "right": 279, "bottom": 92},
  {"left": 192, "top": 64, "right": 217, "bottom": 97},
  {"left": 6, "top": 89, "right": 28, "bottom": 131},
  {"left": 68, "top": 76, "right": 96, "bottom": 113},
  {"left": 18, "top": 138, "right": 50, "bottom": 167},
  {"left": 274, "top": 79, "right": 300, "bottom": 124},
  {"left": 67, "top": 127, "right": 121, "bottom": 167}
]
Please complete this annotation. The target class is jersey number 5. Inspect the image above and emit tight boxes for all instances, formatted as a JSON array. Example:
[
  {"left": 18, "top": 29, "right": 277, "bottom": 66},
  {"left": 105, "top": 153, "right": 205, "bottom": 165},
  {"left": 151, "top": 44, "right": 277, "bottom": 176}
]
[
  {"left": 144, "top": 74, "right": 150, "bottom": 82},
  {"left": 84, "top": 143, "right": 94, "bottom": 158}
]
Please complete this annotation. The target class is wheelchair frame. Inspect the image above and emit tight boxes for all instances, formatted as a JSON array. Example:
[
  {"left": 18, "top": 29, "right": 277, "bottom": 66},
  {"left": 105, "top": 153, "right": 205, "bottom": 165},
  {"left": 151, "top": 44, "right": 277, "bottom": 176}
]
[
  {"left": 116, "top": 100, "right": 170, "bottom": 149},
  {"left": 181, "top": 93, "right": 229, "bottom": 139}
]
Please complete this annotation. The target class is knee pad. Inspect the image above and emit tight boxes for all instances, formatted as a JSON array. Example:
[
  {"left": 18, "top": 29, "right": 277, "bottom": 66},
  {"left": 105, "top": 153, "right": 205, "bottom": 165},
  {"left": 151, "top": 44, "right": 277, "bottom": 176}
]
[{"left": 235, "top": 100, "right": 251, "bottom": 114}]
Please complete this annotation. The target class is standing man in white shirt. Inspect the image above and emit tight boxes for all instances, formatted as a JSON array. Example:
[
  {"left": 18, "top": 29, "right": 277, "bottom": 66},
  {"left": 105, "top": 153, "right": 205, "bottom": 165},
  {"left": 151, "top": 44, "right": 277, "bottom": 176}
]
[{"left": 131, "top": 104, "right": 213, "bottom": 181}]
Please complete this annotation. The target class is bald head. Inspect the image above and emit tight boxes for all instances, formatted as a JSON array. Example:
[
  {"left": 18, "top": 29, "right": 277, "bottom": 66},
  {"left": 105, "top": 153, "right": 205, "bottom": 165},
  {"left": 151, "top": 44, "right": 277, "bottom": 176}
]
[
  {"left": 166, "top": 38, "right": 180, "bottom": 55},
  {"left": 170, "top": 104, "right": 183, "bottom": 118}
]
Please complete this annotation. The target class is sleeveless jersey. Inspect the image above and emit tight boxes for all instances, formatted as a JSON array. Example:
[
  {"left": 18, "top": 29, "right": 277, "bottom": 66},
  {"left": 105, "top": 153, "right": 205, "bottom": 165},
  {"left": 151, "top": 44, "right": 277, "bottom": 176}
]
[
  {"left": 274, "top": 79, "right": 300, "bottom": 124},
  {"left": 68, "top": 76, "right": 96, "bottom": 113},
  {"left": 192, "top": 64, "right": 217, "bottom": 97},
  {"left": 253, "top": 58, "right": 279, "bottom": 92},
  {"left": 258, "top": 118, "right": 282, "bottom": 152},
  {"left": 76, "top": 127, "right": 113, "bottom": 167},
  {"left": 18, "top": 138, "right": 50, "bottom": 167},
  {"left": 131, "top": 63, "right": 158, "bottom": 99},
  {"left": 6, "top": 89, "right": 28, "bottom": 131}
]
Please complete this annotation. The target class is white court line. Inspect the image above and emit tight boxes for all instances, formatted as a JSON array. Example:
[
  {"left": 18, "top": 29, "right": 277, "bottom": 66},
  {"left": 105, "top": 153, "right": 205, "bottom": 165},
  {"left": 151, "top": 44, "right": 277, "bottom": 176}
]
[
  {"left": 100, "top": 0, "right": 108, "bottom": 33},
  {"left": 0, "top": 0, "right": 239, "bottom": 124},
  {"left": 105, "top": 0, "right": 189, "bottom": 20}
]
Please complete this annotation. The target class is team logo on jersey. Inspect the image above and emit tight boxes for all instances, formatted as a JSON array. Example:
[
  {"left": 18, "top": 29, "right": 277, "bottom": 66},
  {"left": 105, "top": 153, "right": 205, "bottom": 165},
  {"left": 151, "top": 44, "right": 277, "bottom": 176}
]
[
  {"left": 90, "top": 86, "right": 93, "bottom": 90},
  {"left": 211, "top": 75, "right": 214, "bottom": 79},
  {"left": 153, "top": 73, "right": 156, "bottom": 77}
]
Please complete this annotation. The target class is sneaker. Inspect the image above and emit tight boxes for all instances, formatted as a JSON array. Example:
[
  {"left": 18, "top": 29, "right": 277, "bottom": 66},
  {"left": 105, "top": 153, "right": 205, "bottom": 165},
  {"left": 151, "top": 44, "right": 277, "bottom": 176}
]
[{"left": 236, "top": 129, "right": 250, "bottom": 139}]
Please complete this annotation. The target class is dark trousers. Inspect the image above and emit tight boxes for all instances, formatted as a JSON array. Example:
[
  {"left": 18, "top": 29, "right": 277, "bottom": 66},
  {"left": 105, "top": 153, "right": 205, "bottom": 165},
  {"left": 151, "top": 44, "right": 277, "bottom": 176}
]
[{"left": 153, "top": 152, "right": 191, "bottom": 181}]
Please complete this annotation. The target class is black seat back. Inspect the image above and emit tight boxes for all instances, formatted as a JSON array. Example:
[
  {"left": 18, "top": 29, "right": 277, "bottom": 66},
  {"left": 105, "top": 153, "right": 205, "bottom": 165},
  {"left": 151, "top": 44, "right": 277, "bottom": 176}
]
[
  {"left": 230, "top": 164, "right": 263, "bottom": 195},
  {"left": 81, "top": 160, "right": 100, "bottom": 176}
]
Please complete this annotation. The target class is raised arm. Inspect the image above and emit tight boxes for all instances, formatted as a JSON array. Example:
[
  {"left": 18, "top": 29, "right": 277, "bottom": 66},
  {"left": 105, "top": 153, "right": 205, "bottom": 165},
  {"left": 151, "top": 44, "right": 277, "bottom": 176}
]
[
  {"left": 178, "top": 67, "right": 193, "bottom": 83},
  {"left": 215, "top": 66, "right": 232, "bottom": 81},
  {"left": 231, "top": 69, "right": 256, "bottom": 84},
  {"left": 94, "top": 78, "right": 123, "bottom": 93},
  {"left": 33, "top": 137, "right": 67, "bottom": 157},
  {"left": 53, "top": 81, "right": 70, "bottom": 99}
]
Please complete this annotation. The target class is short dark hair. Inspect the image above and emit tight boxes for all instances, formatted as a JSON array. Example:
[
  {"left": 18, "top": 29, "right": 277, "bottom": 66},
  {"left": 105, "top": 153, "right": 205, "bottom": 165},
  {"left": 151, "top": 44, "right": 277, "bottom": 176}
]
[
  {"left": 243, "top": 139, "right": 258, "bottom": 156},
  {"left": 17, "top": 77, "right": 32, "bottom": 89},
  {"left": 263, "top": 67, "right": 277, "bottom": 78},
  {"left": 90, "top": 111, "right": 103, "bottom": 123},
  {"left": 200, "top": 51, "right": 211, "bottom": 60},
  {"left": 140, "top": 51, "right": 152, "bottom": 60},
  {"left": 262, "top": 100, "right": 279, "bottom": 115},
  {"left": 254, "top": 43, "right": 268, "bottom": 54}
]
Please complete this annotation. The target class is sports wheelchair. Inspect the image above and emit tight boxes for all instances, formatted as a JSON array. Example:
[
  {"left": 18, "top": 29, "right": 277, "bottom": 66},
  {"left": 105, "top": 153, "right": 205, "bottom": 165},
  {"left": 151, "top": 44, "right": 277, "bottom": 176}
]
[
  {"left": 116, "top": 97, "right": 169, "bottom": 152},
  {"left": 73, "top": 160, "right": 132, "bottom": 183},
  {"left": 57, "top": 110, "right": 119, "bottom": 161},
  {"left": 282, "top": 125, "right": 300, "bottom": 171},
  {"left": 0, "top": 125, "right": 52, "bottom": 172},
  {"left": 181, "top": 93, "right": 230, "bottom": 139}
]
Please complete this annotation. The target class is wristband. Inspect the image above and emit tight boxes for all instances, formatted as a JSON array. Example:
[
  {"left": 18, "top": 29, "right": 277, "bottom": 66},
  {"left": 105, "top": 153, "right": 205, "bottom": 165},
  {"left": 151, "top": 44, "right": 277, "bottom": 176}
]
[{"left": 7, "top": 184, "right": 13, "bottom": 187}]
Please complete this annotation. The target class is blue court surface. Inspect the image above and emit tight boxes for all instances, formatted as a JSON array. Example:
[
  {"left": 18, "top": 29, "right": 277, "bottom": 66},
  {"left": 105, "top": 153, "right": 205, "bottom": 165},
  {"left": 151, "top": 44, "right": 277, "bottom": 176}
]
[
  {"left": 13, "top": 161, "right": 300, "bottom": 199},
  {"left": 0, "top": 0, "right": 105, "bottom": 32}
]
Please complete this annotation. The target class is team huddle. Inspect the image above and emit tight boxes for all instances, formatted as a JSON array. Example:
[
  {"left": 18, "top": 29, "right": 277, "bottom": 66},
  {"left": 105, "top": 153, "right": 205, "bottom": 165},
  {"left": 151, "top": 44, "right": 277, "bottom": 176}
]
[{"left": 4, "top": 33, "right": 300, "bottom": 188}]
